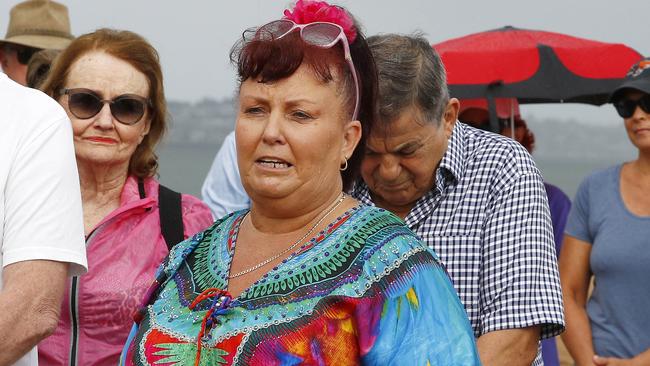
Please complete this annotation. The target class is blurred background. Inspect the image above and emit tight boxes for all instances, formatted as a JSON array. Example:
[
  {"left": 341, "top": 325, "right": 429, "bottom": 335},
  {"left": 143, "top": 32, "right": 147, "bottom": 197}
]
[{"left": 2, "top": 0, "right": 648, "bottom": 197}]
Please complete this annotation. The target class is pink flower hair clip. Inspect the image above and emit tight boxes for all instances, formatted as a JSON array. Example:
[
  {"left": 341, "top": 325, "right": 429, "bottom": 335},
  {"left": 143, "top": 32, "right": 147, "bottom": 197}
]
[{"left": 283, "top": 0, "right": 357, "bottom": 44}]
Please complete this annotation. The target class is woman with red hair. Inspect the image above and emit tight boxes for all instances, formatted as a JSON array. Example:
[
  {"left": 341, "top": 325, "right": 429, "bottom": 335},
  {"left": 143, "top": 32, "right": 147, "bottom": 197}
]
[
  {"left": 120, "top": 1, "right": 479, "bottom": 365},
  {"left": 38, "top": 29, "right": 213, "bottom": 366}
]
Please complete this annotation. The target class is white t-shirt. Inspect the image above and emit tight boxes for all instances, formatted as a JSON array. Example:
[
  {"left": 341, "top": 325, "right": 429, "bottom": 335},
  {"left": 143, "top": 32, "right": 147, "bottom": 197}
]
[
  {"left": 0, "top": 73, "right": 87, "bottom": 365},
  {"left": 201, "top": 130, "right": 251, "bottom": 219}
]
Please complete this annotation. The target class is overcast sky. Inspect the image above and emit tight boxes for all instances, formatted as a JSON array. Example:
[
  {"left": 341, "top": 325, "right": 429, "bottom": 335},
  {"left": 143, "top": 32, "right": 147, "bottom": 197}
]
[{"left": 2, "top": 0, "right": 649, "bottom": 125}]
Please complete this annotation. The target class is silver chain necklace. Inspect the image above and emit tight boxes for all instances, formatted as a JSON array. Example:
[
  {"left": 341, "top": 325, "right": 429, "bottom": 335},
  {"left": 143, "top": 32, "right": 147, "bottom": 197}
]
[{"left": 227, "top": 192, "right": 346, "bottom": 279}]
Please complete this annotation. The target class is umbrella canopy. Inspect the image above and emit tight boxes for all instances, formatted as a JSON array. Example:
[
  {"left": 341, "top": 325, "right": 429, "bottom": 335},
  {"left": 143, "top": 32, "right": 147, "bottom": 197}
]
[{"left": 434, "top": 26, "right": 642, "bottom": 105}]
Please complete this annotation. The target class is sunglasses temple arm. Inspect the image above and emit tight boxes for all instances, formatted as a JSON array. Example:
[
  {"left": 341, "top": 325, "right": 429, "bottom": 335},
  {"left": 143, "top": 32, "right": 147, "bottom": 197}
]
[{"left": 350, "top": 61, "right": 360, "bottom": 121}]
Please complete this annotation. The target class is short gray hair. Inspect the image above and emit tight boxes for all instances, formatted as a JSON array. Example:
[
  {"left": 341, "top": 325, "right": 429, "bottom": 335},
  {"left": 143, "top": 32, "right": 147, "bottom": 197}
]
[{"left": 367, "top": 33, "right": 449, "bottom": 125}]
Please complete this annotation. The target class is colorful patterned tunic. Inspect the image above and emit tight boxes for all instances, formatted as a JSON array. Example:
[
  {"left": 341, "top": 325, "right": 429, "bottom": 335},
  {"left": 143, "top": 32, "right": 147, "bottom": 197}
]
[{"left": 121, "top": 206, "right": 480, "bottom": 365}]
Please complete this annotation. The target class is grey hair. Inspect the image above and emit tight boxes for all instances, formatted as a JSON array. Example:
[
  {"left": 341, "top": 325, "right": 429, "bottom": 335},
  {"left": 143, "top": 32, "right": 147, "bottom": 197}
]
[{"left": 367, "top": 32, "right": 449, "bottom": 125}]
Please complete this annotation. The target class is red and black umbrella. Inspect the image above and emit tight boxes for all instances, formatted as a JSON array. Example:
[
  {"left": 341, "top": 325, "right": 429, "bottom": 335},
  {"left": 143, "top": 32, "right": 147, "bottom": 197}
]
[{"left": 433, "top": 26, "right": 642, "bottom": 130}]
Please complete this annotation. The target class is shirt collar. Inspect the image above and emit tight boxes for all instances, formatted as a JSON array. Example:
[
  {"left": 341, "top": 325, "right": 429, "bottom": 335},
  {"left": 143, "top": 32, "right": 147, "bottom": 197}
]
[
  {"left": 351, "top": 181, "right": 374, "bottom": 206},
  {"left": 120, "top": 176, "right": 158, "bottom": 206},
  {"left": 437, "top": 121, "right": 467, "bottom": 185}
]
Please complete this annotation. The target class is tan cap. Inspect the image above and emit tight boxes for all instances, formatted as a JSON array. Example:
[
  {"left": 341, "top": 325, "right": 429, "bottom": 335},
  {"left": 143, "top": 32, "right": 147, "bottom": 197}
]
[{"left": 2, "top": 0, "right": 74, "bottom": 50}]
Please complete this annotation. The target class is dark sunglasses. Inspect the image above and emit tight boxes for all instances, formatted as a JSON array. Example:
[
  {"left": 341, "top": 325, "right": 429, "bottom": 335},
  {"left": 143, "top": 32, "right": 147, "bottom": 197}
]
[
  {"left": 60, "top": 88, "right": 150, "bottom": 125},
  {"left": 613, "top": 94, "right": 650, "bottom": 118},
  {"left": 3, "top": 44, "right": 40, "bottom": 65}
]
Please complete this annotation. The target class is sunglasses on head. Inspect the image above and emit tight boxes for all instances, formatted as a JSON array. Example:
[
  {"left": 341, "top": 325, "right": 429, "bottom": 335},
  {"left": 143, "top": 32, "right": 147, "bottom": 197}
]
[
  {"left": 613, "top": 94, "right": 650, "bottom": 118},
  {"left": 253, "top": 19, "right": 360, "bottom": 120},
  {"left": 60, "top": 88, "right": 150, "bottom": 125}
]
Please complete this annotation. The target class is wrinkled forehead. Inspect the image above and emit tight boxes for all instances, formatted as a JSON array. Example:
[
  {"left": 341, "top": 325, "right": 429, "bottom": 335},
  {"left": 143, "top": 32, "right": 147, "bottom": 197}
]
[
  {"left": 368, "top": 107, "right": 440, "bottom": 148},
  {"left": 242, "top": 63, "right": 337, "bottom": 97},
  {"left": 66, "top": 51, "right": 149, "bottom": 96},
  {"left": 375, "top": 106, "right": 435, "bottom": 133}
]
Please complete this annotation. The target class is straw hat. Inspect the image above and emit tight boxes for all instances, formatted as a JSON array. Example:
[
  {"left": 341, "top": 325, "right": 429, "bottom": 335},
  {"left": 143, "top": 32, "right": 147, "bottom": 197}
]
[{"left": 1, "top": 0, "right": 73, "bottom": 50}]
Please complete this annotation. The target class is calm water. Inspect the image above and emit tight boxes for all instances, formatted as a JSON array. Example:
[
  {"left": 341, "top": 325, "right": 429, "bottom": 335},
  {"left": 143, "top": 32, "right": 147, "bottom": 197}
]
[
  {"left": 157, "top": 144, "right": 221, "bottom": 198},
  {"left": 157, "top": 143, "right": 625, "bottom": 201},
  {"left": 535, "top": 158, "right": 623, "bottom": 199}
]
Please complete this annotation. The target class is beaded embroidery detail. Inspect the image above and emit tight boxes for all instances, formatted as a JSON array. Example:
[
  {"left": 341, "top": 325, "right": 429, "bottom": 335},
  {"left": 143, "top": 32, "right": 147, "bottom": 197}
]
[{"left": 125, "top": 206, "right": 444, "bottom": 365}]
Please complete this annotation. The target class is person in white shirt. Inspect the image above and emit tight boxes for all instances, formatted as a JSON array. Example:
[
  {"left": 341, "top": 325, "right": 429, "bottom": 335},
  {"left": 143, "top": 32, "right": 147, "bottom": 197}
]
[
  {"left": 201, "top": 131, "right": 251, "bottom": 218},
  {"left": 0, "top": 72, "right": 87, "bottom": 365}
]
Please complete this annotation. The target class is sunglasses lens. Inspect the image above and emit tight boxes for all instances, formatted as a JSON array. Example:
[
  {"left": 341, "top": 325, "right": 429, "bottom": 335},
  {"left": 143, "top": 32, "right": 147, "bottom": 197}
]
[
  {"left": 639, "top": 95, "right": 650, "bottom": 114},
  {"left": 302, "top": 23, "right": 341, "bottom": 46},
  {"left": 17, "top": 48, "right": 38, "bottom": 65},
  {"left": 615, "top": 95, "right": 650, "bottom": 118},
  {"left": 256, "top": 20, "right": 294, "bottom": 41},
  {"left": 614, "top": 99, "right": 634, "bottom": 118},
  {"left": 69, "top": 92, "right": 102, "bottom": 119},
  {"left": 111, "top": 97, "right": 146, "bottom": 125}
]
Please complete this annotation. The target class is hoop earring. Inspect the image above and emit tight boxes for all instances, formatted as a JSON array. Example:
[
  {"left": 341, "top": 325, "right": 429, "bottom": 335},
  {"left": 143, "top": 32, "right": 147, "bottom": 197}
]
[{"left": 340, "top": 157, "right": 348, "bottom": 171}]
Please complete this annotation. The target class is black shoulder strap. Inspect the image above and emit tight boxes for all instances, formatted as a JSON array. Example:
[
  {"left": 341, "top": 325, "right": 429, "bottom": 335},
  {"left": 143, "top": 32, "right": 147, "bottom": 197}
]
[
  {"left": 158, "top": 184, "right": 185, "bottom": 251},
  {"left": 137, "top": 178, "right": 147, "bottom": 199}
]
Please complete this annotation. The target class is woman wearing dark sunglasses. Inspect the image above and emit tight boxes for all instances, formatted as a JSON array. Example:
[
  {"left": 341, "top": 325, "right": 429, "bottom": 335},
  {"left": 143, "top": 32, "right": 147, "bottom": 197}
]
[
  {"left": 561, "top": 58, "right": 650, "bottom": 366},
  {"left": 37, "top": 29, "right": 213, "bottom": 366},
  {"left": 120, "top": 1, "right": 478, "bottom": 365}
]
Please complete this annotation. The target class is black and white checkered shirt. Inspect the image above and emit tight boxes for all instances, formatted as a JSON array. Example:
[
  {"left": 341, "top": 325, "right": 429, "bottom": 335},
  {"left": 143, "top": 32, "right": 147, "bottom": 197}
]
[{"left": 352, "top": 122, "right": 565, "bottom": 365}]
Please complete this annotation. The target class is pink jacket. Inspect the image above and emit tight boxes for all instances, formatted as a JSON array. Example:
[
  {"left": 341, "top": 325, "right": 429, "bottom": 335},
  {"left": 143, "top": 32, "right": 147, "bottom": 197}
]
[{"left": 38, "top": 177, "right": 213, "bottom": 366}]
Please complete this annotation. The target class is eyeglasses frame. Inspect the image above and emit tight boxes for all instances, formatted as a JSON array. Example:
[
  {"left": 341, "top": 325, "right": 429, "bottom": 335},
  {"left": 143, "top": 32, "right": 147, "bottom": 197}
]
[
  {"left": 613, "top": 94, "right": 650, "bottom": 119},
  {"left": 59, "top": 88, "right": 152, "bottom": 125},
  {"left": 255, "top": 19, "right": 360, "bottom": 121}
]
